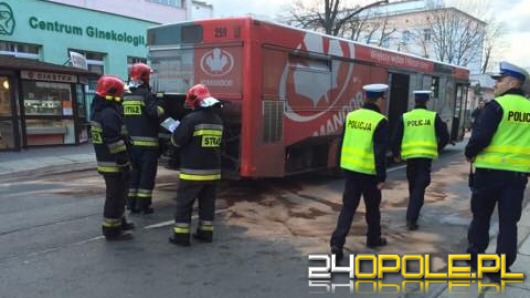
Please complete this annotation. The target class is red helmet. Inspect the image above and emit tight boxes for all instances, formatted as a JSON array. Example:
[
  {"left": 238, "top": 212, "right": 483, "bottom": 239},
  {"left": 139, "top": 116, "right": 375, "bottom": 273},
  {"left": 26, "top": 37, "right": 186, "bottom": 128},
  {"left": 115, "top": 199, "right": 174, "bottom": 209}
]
[
  {"left": 186, "top": 84, "right": 211, "bottom": 109},
  {"left": 95, "top": 75, "right": 125, "bottom": 102},
  {"left": 129, "top": 63, "right": 152, "bottom": 83}
]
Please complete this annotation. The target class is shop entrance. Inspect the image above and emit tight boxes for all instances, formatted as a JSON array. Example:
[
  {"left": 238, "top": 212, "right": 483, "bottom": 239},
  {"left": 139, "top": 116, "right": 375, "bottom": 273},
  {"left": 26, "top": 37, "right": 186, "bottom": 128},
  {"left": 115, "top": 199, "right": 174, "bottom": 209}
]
[{"left": 0, "top": 75, "right": 19, "bottom": 150}]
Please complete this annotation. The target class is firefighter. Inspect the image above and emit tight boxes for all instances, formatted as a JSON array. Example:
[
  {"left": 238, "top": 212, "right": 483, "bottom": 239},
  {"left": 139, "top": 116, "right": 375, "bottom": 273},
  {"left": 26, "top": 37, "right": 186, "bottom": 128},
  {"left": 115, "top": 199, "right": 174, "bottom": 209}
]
[
  {"left": 330, "top": 84, "right": 389, "bottom": 261},
  {"left": 169, "top": 84, "right": 223, "bottom": 247},
  {"left": 391, "top": 90, "right": 449, "bottom": 231},
  {"left": 123, "top": 63, "right": 165, "bottom": 214},
  {"left": 465, "top": 61, "right": 530, "bottom": 273},
  {"left": 90, "top": 75, "right": 134, "bottom": 241}
]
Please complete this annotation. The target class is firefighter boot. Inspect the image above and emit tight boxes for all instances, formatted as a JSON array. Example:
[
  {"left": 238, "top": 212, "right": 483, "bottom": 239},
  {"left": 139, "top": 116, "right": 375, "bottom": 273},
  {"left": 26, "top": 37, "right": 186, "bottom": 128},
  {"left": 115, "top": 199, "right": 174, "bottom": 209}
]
[
  {"left": 102, "top": 225, "right": 134, "bottom": 241},
  {"left": 169, "top": 233, "right": 191, "bottom": 246},
  {"left": 193, "top": 229, "right": 213, "bottom": 243},
  {"left": 121, "top": 217, "right": 135, "bottom": 231}
]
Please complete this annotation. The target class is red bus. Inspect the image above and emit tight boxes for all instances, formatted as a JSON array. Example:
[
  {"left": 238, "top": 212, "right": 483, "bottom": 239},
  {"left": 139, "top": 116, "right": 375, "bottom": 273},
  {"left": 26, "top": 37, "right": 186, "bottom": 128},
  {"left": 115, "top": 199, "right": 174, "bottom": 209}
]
[{"left": 147, "top": 17, "right": 469, "bottom": 179}]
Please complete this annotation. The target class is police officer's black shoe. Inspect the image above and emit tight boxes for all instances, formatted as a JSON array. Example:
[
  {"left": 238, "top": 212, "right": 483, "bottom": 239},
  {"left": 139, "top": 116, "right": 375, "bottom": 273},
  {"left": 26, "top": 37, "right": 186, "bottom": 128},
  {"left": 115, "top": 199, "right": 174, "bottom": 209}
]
[
  {"left": 331, "top": 246, "right": 344, "bottom": 262},
  {"left": 406, "top": 220, "right": 419, "bottom": 231},
  {"left": 367, "top": 237, "right": 387, "bottom": 249},
  {"left": 121, "top": 218, "right": 135, "bottom": 231},
  {"left": 105, "top": 231, "right": 134, "bottom": 241},
  {"left": 169, "top": 234, "right": 191, "bottom": 247},
  {"left": 129, "top": 208, "right": 140, "bottom": 215}
]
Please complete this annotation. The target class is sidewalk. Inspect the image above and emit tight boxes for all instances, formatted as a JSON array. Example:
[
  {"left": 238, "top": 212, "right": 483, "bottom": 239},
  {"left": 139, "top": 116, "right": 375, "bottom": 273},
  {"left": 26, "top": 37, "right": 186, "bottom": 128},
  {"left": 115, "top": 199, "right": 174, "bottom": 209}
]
[{"left": 0, "top": 143, "right": 96, "bottom": 182}]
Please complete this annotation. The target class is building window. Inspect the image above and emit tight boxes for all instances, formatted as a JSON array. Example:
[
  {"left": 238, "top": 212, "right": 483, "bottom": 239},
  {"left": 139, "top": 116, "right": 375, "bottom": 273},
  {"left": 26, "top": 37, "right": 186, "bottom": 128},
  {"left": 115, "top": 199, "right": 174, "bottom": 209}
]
[
  {"left": 127, "top": 56, "right": 147, "bottom": 69},
  {"left": 402, "top": 30, "right": 411, "bottom": 43},
  {"left": 148, "top": 0, "right": 185, "bottom": 8},
  {"left": 69, "top": 49, "right": 106, "bottom": 91},
  {"left": 424, "top": 29, "right": 432, "bottom": 41},
  {"left": 0, "top": 41, "right": 41, "bottom": 59}
]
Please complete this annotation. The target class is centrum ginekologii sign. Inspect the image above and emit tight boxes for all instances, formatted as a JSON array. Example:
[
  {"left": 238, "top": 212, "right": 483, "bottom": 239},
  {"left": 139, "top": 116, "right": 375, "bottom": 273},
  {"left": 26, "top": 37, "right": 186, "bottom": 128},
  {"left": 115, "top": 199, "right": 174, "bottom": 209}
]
[{"left": 28, "top": 16, "right": 146, "bottom": 47}]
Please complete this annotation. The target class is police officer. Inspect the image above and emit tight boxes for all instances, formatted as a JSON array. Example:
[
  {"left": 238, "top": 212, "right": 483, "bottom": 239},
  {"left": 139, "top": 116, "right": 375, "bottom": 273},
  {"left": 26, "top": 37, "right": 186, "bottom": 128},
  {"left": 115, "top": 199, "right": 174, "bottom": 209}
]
[
  {"left": 466, "top": 61, "right": 530, "bottom": 272},
  {"left": 123, "top": 63, "right": 165, "bottom": 214},
  {"left": 90, "top": 75, "right": 134, "bottom": 241},
  {"left": 330, "top": 84, "right": 389, "bottom": 261},
  {"left": 391, "top": 90, "right": 449, "bottom": 230},
  {"left": 169, "top": 84, "right": 223, "bottom": 246}
]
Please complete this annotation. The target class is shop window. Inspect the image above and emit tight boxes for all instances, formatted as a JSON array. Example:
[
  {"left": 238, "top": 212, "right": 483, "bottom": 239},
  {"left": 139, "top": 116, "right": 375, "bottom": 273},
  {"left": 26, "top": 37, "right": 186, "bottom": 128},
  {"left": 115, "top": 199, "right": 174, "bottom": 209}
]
[
  {"left": 0, "top": 41, "right": 41, "bottom": 60},
  {"left": 0, "top": 76, "right": 11, "bottom": 117},
  {"left": 22, "top": 81, "right": 72, "bottom": 116}
]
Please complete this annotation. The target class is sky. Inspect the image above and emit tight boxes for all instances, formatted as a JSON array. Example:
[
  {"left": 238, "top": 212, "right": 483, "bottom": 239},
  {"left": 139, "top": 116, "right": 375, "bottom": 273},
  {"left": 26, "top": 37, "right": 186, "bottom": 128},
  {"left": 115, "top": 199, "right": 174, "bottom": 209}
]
[{"left": 204, "top": 0, "right": 530, "bottom": 70}]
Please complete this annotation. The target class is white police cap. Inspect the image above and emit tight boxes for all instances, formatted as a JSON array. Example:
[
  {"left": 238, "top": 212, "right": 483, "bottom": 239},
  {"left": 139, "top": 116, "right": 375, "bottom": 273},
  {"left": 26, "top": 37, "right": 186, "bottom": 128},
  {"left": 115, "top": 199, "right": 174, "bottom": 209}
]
[
  {"left": 491, "top": 61, "right": 529, "bottom": 82},
  {"left": 413, "top": 90, "right": 432, "bottom": 100},
  {"left": 362, "top": 84, "right": 388, "bottom": 98}
]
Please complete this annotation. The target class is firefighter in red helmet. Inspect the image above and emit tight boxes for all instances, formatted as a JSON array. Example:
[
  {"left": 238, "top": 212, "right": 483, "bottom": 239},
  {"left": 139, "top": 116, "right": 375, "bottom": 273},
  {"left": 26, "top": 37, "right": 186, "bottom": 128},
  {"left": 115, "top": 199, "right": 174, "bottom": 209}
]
[
  {"left": 169, "top": 84, "right": 224, "bottom": 246},
  {"left": 90, "top": 75, "right": 134, "bottom": 241},
  {"left": 122, "top": 63, "right": 165, "bottom": 214}
]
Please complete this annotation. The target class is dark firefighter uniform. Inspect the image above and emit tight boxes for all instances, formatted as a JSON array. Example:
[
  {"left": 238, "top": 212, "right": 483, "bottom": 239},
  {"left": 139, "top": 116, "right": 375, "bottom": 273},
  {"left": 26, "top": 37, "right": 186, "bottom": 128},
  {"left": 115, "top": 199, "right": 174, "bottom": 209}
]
[
  {"left": 465, "top": 61, "right": 530, "bottom": 271},
  {"left": 391, "top": 91, "right": 449, "bottom": 230},
  {"left": 330, "top": 84, "right": 389, "bottom": 261},
  {"left": 169, "top": 84, "right": 223, "bottom": 246},
  {"left": 123, "top": 84, "right": 164, "bottom": 214},
  {"left": 90, "top": 75, "right": 134, "bottom": 241}
]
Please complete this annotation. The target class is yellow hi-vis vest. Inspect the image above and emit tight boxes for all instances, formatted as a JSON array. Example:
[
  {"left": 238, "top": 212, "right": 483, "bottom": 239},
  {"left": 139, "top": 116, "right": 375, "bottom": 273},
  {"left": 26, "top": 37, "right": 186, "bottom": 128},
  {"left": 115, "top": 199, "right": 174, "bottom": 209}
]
[
  {"left": 401, "top": 109, "right": 438, "bottom": 160},
  {"left": 475, "top": 94, "right": 530, "bottom": 173},
  {"left": 340, "top": 108, "right": 386, "bottom": 175}
]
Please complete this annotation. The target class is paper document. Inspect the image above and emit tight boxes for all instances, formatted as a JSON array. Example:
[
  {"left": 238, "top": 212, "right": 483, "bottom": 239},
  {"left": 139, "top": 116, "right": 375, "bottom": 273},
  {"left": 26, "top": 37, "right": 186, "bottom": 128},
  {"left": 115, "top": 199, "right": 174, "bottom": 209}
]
[{"left": 161, "top": 117, "right": 180, "bottom": 133}]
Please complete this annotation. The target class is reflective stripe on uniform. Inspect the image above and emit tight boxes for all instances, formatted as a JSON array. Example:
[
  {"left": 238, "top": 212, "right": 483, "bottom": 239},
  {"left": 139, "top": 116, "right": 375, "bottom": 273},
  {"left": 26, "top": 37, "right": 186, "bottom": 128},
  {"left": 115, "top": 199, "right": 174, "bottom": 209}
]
[
  {"left": 179, "top": 168, "right": 221, "bottom": 181},
  {"left": 173, "top": 223, "right": 190, "bottom": 234},
  {"left": 107, "top": 140, "right": 127, "bottom": 154},
  {"left": 137, "top": 188, "right": 153, "bottom": 198},
  {"left": 102, "top": 218, "right": 121, "bottom": 227},
  {"left": 199, "top": 220, "right": 214, "bottom": 231},
  {"left": 130, "top": 136, "right": 159, "bottom": 147}
]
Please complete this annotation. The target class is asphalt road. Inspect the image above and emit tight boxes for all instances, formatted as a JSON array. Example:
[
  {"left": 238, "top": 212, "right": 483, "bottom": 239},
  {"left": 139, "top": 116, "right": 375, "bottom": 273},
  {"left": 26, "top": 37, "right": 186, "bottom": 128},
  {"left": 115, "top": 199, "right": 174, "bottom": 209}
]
[{"left": 0, "top": 143, "right": 524, "bottom": 298}]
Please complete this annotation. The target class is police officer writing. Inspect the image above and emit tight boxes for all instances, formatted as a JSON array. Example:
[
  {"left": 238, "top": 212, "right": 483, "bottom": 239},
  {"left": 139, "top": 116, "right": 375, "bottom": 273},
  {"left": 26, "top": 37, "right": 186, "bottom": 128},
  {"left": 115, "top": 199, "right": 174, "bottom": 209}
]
[
  {"left": 330, "top": 84, "right": 389, "bottom": 261},
  {"left": 168, "top": 84, "right": 223, "bottom": 247},
  {"left": 90, "top": 75, "right": 135, "bottom": 241},
  {"left": 465, "top": 61, "right": 530, "bottom": 274},
  {"left": 391, "top": 90, "right": 449, "bottom": 231},
  {"left": 123, "top": 63, "right": 165, "bottom": 214}
]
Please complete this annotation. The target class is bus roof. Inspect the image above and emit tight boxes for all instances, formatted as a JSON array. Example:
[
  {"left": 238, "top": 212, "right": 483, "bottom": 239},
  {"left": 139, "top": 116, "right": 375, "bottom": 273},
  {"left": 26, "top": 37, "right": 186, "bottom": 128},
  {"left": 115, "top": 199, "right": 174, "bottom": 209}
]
[{"left": 149, "top": 16, "right": 469, "bottom": 73}]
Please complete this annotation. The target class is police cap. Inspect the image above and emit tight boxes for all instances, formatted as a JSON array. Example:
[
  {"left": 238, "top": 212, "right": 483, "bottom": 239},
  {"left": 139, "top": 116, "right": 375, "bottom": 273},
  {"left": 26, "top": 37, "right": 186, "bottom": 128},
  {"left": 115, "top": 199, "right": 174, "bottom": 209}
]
[
  {"left": 363, "top": 84, "right": 389, "bottom": 99},
  {"left": 413, "top": 90, "right": 432, "bottom": 101},
  {"left": 491, "top": 61, "right": 529, "bottom": 82}
]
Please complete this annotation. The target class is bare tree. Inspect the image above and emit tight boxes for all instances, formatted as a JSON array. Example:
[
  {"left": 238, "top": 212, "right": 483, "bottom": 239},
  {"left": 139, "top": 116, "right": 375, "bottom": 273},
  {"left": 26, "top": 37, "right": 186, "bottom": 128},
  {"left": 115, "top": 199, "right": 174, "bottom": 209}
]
[
  {"left": 282, "top": 0, "right": 389, "bottom": 37},
  {"left": 410, "top": 8, "right": 485, "bottom": 67}
]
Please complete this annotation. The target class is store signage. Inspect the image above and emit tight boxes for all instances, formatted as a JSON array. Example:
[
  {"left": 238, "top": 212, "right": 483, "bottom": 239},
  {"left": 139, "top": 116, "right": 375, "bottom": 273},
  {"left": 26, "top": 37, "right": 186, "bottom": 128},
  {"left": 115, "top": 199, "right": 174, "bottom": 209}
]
[
  {"left": 21, "top": 71, "right": 77, "bottom": 83},
  {"left": 69, "top": 51, "right": 88, "bottom": 70},
  {"left": 28, "top": 16, "right": 146, "bottom": 47},
  {"left": 0, "top": 2, "right": 15, "bottom": 36}
]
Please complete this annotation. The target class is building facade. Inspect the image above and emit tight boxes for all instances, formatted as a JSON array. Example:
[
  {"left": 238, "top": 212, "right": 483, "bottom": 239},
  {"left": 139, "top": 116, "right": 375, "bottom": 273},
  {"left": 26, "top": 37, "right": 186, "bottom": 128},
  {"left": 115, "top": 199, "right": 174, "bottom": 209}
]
[
  {"left": 359, "top": 0, "right": 486, "bottom": 74},
  {"left": 0, "top": 0, "right": 215, "bottom": 151}
]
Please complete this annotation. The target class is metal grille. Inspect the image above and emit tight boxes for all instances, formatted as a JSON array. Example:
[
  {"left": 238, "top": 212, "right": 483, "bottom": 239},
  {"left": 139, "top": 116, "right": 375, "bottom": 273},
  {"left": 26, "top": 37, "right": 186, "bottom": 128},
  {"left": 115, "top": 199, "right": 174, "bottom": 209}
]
[{"left": 263, "top": 101, "right": 284, "bottom": 143}]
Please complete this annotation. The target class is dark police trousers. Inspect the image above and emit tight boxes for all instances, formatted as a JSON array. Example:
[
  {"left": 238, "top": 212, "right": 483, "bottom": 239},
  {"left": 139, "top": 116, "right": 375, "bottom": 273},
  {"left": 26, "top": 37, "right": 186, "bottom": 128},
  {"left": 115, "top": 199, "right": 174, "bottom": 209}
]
[
  {"left": 102, "top": 172, "right": 128, "bottom": 236},
  {"left": 406, "top": 158, "right": 432, "bottom": 223},
  {"left": 174, "top": 181, "right": 217, "bottom": 228},
  {"left": 467, "top": 169, "right": 528, "bottom": 269},
  {"left": 128, "top": 147, "right": 159, "bottom": 211},
  {"left": 330, "top": 171, "right": 382, "bottom": 248}
]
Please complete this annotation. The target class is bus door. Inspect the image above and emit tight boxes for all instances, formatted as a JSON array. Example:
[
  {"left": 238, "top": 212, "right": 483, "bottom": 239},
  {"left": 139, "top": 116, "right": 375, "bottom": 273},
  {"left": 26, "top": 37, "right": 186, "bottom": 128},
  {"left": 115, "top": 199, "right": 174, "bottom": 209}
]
[
  {"left": 451, "top": 83, "right": 468, "bottom": 142},
  {"left": 387, "top": 72, "right": 410, "bottom": 136}
]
